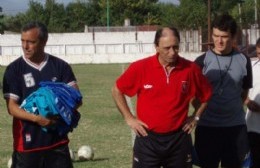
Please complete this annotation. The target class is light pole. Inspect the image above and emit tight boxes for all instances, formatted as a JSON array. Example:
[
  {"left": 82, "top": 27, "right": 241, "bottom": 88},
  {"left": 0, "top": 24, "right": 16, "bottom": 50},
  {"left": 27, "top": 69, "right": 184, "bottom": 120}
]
[
  {"left": 106, "top": 0, "right": 110, "bottom": 32},
  {"left": 207, "top": 0, "right": 211, "bottom": 49},
  {"left": 255, "top": 0, "right": 258, "bottom": 27},
  {"left": 238, "top": 0, "right": 245, "bottom": 28},
  {"left": 238, "top": 3, "right": 242, "bottom": 27}
]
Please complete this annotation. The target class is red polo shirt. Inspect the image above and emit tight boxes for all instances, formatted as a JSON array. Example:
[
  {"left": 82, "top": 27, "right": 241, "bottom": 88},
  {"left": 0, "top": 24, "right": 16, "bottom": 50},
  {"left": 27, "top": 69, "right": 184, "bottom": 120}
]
[{"left": 116, "top": 54, "right": 212, "bottom": 133}]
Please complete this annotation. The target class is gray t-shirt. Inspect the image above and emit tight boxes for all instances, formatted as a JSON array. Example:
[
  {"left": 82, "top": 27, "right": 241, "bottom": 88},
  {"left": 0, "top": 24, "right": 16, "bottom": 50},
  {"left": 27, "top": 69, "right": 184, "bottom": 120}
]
[{"left": 195, "top": 49, "right": 252, "bottom": 127}]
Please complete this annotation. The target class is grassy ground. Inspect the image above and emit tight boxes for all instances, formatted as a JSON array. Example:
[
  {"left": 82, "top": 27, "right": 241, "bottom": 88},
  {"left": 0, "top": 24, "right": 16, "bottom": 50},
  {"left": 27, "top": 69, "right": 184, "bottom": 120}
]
[{"left": 0, "top": 64, "right": 199, "bottom": 168}]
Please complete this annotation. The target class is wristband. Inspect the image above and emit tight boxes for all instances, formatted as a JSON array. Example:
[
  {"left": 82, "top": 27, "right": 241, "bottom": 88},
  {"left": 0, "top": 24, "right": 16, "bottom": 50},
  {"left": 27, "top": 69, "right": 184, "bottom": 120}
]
[{"left": 194, "top": 116, "right": 200, "bottom": 121}]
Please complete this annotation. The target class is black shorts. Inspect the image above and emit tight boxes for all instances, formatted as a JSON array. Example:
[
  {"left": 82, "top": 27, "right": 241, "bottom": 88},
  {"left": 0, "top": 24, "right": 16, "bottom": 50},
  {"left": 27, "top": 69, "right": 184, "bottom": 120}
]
[
  {"left": 133, "top": 129, "right": 192, "bottom": 168},
  {"left": 194, "top": 125, "right": 250, "bottom": 168},
  {"left": 248, "top": 132, "right": 260, "bottom": 168},
  {"left": 11, "top": 144, "right": 73, "bottom": 168}
]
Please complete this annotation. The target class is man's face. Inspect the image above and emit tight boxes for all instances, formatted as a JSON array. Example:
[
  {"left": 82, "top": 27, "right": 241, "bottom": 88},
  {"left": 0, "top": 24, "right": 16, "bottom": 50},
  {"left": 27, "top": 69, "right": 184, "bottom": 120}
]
[
  {"left": 256, "top": 46, "right": 260, "bottom": 59},
  {"left": 156, "top": 28, "right": 180, "bottom": 67},
  {"left": 212, "top": 28, "right": 234, "bottom": 55},
  {"left": 21, "top": 28, "right": 45, "bottom": 60}
]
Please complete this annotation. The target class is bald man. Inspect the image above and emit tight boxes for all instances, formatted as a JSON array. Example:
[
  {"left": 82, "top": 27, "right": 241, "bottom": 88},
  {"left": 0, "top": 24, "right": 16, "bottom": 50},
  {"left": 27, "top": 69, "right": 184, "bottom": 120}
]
[{"left": 112, "top": 27, "right": 212, "bottom": 168}]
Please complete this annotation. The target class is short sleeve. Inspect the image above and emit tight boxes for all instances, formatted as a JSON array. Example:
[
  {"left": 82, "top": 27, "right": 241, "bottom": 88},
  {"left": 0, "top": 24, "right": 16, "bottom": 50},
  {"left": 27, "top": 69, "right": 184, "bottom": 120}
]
[
  {"left": 116, "top": 62, "right": 142, "bottom": 97},
  {"left": 192, "top": 63, "right": 212, "bottom": 103},
  {"left": 3, "top": 65, "right": 21, "bottom": 101},
  {"left": 242, "top": 55, "right": 252, "bottom": 90}
]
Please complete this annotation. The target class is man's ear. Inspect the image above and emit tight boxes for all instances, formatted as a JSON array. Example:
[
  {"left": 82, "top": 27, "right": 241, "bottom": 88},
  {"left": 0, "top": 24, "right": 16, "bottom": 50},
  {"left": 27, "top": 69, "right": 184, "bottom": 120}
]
[
  {"left": 41, "top": 40, "right": 48, "bottom": 47},
  {"left": 155, "top": 45, "right": 159, "bottom": 53}
]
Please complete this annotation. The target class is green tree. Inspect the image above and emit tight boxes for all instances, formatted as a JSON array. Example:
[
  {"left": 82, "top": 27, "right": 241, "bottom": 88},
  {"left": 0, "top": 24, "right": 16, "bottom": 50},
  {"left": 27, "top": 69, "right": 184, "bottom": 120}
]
[
  {"left": 82, "top": 0, "right": 103, "bottom": 26},
  {"left": 0, "top": 6, "right": 4, "bottom": 34},
  {"left": 157, "top": 3, "right": 179, "bottom": 27},
  {"left": 4, "top": 14, "right": 27, "bottom": 32},
  {"left": 2, "top": 0, "right": 259, "bottom": 34},
  {"left": 44, "top": 0, "right": 67, "bottom": 32},
  {"left": 208, "top": 0, "right": 238, "bottom": 16},
  {"left": 3, "top": 1, "right": 45, "bottom": 33},
  {"left": 4, "top": 0, "right": 67, "bottom": 32},
  {"left": 177, "top": 0, "right": 207, "bottom": 29},
  {"left": 231, "top": 0, "right": 258, "bottom": 28},
  {"left": 98, "top": 0, "right": 160, "bottom": 26},
  {"left": 65, "top": 1, "right": 94, "bottom": 32},
  {"left": 25, "top": 1, "right": 46, "bottom": 23}
]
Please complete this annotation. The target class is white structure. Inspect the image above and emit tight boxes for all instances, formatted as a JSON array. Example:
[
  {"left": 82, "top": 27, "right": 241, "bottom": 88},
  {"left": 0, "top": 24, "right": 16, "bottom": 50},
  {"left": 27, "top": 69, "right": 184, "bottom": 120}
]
[{"left": 0, "top": 31, "right": 202, "bottom": 66}]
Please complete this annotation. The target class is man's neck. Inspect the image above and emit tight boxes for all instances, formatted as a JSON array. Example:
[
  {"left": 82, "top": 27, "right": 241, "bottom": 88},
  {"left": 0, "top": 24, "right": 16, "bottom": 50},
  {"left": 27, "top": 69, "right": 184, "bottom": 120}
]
[
  {"left": 213, "top": 48, "right": 233, "bottom": 55},
  {"left": 27, "top": 53, "right": 46, "bottom": 65}
]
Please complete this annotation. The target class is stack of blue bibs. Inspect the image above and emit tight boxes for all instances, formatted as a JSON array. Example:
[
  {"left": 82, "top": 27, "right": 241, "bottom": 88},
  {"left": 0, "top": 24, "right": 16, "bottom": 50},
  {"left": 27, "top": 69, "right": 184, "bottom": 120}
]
[{"left": 20, "top": 81, "right": 82, "bottom": 135}]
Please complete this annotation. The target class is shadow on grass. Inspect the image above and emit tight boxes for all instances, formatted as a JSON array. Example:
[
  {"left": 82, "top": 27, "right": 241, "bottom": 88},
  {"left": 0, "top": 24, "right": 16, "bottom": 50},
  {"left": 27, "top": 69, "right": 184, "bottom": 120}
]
[{"left": 73, "top": 157, "right": 109, "bottom": 163}]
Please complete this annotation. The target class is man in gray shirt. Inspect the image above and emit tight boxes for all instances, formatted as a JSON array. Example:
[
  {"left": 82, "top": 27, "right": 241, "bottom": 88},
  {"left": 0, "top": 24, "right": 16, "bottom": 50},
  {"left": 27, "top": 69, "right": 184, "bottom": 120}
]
[{"left": 193, "top": 13, "right": 252, "bottom": 168}]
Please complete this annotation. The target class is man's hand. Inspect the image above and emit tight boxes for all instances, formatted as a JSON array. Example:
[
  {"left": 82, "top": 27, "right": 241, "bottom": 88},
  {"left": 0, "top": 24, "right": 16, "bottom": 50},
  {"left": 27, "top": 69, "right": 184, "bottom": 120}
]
[
  {"left": 125, "top": 116, "right": 148, "bottom": 137},
  {"left": 33, "top": 115, "right": 57, "bottom": 127},
  {"left": 247, "top": 100, "right": 260, "bottom": 112},
  {"left": 182, "top": 115, "right": 198, "bottom": 134}
]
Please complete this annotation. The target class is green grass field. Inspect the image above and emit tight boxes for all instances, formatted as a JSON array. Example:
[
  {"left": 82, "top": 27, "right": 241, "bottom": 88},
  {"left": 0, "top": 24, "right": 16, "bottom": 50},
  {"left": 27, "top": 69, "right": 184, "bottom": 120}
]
[{"left": 0, "top": 64, "right": 199, "bottom": 168}]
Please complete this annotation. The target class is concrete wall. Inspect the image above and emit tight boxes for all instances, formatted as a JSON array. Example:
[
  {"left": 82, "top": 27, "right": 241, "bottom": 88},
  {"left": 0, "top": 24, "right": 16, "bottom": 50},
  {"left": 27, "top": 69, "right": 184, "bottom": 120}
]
[
  {"left": 0, "top": 31, "right": 155, "bottom": 46},
  {"left": 0, "top": 31, "right": 201, "bottom": 66},
  {"left": 0, "top": 52, "right": 202, "bottom": 65}
]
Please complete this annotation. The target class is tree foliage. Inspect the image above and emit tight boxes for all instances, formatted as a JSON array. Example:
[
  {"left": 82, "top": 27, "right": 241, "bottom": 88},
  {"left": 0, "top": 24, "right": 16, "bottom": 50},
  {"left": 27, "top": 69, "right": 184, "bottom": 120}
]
[
  {"left": 175, "top": 0, "right": 207, "bottom": 29},
  {"left": 98, "top": 0, "right": 159, "bottom": 26},
  {"left": 44, "top": 0, "right": 67, "bottom": 32},
  {"left": 0, "top": 0, "right": 259, "bottom": 33},
  {"left": 0, "top": 6, "right": 4, "bottom": 34},
  {"left": 157, "top": 3, "right": 178, "bottom": 27}
]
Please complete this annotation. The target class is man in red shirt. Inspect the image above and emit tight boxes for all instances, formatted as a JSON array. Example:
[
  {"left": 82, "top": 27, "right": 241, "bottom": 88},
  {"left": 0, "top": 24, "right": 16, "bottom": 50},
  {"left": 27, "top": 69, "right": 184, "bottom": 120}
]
[{"left": 112, "top": 27, "right": 212, "bottom": 167}]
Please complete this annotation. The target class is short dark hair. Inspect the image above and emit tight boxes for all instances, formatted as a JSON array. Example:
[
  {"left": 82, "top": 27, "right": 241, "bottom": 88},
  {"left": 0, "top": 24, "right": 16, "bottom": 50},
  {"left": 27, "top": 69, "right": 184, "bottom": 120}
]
[
  {"left": 212, "top": 14, "right": 237, "bottom": 37},
  {"left": 154, "top": 27, "right": 180, "bottom": 46},
  {"left": 21, "top": 21, "right": 48, "bottom": 43}
]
